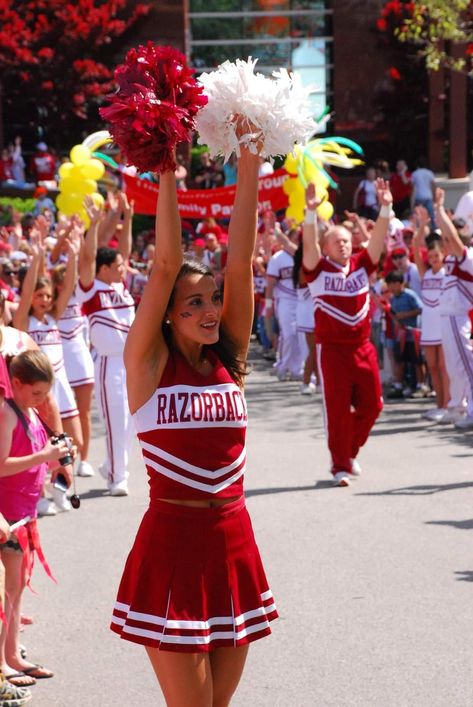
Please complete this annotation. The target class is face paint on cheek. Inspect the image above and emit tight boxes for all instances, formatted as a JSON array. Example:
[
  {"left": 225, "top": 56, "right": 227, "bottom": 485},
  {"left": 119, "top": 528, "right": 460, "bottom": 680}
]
[{"left": 179, "top": 312, "right": 192, "bottom": 319}]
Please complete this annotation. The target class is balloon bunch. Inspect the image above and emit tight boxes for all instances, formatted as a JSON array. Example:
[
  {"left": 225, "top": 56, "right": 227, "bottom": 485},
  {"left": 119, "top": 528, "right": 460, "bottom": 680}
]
[
  {"left": 283, "top": 137, "right": 364, "bottom": 223},
  {"left": 56, "top": 131, "right": 111, "bottom": 225}
]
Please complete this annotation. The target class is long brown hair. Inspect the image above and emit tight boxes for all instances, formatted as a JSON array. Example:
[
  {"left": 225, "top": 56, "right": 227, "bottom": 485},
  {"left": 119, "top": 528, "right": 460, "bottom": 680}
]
[{"left": 162, "top": 259, "right": 249, "bottom": 386}]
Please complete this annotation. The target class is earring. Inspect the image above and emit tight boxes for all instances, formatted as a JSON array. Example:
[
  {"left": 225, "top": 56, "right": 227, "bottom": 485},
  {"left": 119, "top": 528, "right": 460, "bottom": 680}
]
[{"left": 165, "top": 318, "right": 171, "bottom": 324}]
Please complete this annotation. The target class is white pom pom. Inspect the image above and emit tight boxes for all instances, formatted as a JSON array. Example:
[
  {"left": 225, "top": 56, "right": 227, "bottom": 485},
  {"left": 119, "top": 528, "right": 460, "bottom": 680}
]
[{"left": 195, "top": 57, "right": 316, "bottom": 162}]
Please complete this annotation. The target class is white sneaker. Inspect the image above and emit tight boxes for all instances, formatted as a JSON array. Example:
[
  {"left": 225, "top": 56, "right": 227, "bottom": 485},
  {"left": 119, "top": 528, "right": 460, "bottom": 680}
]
[
  {"left": 37, "top": 497, "right": 57, "bottom": 516},
  {"left": 50, "top": 487, "right": 72, "bottom": 512},
  {"left": 333, "top": 471, "right": 351, "bottom": 487},
  {"left": 109, "top": 479, "right": 129, "bottom": 497},
  {"left": 454, "top": 414, "right": 473, "bottom": 430},
  {"left": 98, "top": 463, "right": 109, "bottom": 481},
  {"left": 300, "top": 383, "right": 316, "bottom": 395},
  {"left": 350, "top": 458, "right": 362, "bottom": 476},
  {"left": 422, "top": 407, "right": 448, "bottom": 422},
  {"left": 77, "top": 461, "right": 95, "bottom": 477},
  {"left": 437, "top": 408, "right": 466, "bottom": 425}
]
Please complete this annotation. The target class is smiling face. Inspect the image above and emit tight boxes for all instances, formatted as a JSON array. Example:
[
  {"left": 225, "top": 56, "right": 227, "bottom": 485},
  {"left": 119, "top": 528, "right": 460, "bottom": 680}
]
[
  {"left": 427, "top": 245, "right": 444, "bottom": 271},
  {"left": 167, "top": 273, "right": 222, "bottom": 347}
]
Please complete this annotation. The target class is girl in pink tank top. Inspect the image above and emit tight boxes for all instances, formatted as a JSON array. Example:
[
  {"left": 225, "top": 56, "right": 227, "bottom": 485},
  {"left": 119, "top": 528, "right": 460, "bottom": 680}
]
[{"left": 0, "top": 350, "right": 71, "bottom": 683}]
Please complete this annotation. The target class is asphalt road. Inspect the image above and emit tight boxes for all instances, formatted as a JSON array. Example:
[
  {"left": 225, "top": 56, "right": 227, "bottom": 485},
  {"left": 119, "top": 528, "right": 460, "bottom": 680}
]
[{"left": 22, "top": 353, "right": 473, "bottom": 707}]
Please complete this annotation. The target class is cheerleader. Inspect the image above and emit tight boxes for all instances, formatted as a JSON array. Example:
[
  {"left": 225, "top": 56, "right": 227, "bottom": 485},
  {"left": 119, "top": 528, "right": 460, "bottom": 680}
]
[
  {"left": 292, "top": 242, "right": 317, "bottom": 394},
  {"left": 110, "top": 145, "right": 278, "bottom": 704},
  {"left": 13, "top": 235, "right": 81, "bottom": 511},
  {"left": 412, "top": 206, "right": 449, "bottom": 421},
  {"left": 51, "top": 267, "right": 95, "bottom": 477}
]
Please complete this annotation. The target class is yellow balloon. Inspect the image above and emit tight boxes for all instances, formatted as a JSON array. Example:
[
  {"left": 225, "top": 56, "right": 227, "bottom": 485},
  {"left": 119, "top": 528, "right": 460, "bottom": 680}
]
[
  {"left": 283, "top": 177, "right": 298, "bottom": 196},
  {"left": 58, "top": 162, "right": 74, "bottom": 180},
  {"left": 91, "top": 192, "right": 105, "bottom": 209},
  {"left": 285, "top": 205, "right": 304, "bottom": 224},
  {"left": 70, "top": 144, "right": 91, "bottom": 166},
  {"left": 81, "top": 159, "right": 105, "bottom": 180},
  {"left": 289, "top": 190, "right": 305, "bottom": 209},
  {"left": 284, "top": 154, "right": 299, "bottom": 175},
  {"left": 59, "top": 193, "right": 83, "bottom": 215},
  {"left": 77, "top": 208, "right": 91, "bottom": 229},
  {"left": 56, "top": 193, "right": 68, "bottom": 212},
  {"left": 317, "top": 200, "right": 334, "bottom": 221}
]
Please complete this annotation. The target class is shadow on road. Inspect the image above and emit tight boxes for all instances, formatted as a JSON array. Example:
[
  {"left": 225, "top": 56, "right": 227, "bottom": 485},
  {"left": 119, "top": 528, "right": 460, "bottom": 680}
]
[
  {"left": 246, "top": 480, "right": 333, "bottom": 498},
  {"left": 356, "top": 481, "right": 473, "bottom": 496},
  {"left": 455, "top": 570, "right": 473, "bottom": 582},
  {"left": 426, "top": 518, "right": 473, "bottom": 530}
]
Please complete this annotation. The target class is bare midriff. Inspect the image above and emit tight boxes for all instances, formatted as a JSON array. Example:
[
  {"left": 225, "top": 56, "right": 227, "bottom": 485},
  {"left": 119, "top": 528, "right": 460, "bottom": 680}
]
[{"left": 157, "top": 495, "right": 242, "bottom": 508}]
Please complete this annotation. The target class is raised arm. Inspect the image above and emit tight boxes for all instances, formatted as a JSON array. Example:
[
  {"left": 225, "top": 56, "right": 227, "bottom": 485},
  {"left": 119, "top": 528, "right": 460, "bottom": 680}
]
[
  {"left": 12, "top": 240, "right": 42, "bottom": 331},
  {"left": 412, "top": 205, "right": 429, "bottom": 278},
  {"left": 124, "top": 171, "right": 183, "bottom": 412},
  {"left": 79, "top": 197, "right": 102, "bottom": 288},
  {"left": 367, "top": 179, "right": 392, "bottom": 264},
  {"left": 98, "top": 190, "right": 121, "bottom": 248},
  {"left": 117, "top": 191, "right": 134, "bottom": 263},
  {"left": 53, "top": 239, "right": 78, "bottom": 320},
  {"left": 434, "top": 188, "right": 464, "bottom": 258},
  {"left": 302, "top": 183, "right": 322, "bottom": 272},
  {"left": 221, "top": 147, "right": 260, "bottom": 356}
]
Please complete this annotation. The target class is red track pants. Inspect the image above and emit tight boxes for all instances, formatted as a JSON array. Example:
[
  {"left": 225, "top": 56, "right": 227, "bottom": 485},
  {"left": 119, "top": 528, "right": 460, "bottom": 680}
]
[{"left": 316, "top": 340, "right": 383, "bottom": 475}]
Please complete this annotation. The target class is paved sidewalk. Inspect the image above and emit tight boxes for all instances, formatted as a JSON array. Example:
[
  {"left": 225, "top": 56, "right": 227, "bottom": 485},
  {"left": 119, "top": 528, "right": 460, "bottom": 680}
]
[{"left": 24, "top": 355, "right": 473, "bottom": 706}]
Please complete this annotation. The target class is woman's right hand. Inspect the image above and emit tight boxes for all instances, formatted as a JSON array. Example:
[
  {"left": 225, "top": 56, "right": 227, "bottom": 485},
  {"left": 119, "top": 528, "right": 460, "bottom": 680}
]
[{"left": 40, "top": 438, "right": 70, "bottom": 463}]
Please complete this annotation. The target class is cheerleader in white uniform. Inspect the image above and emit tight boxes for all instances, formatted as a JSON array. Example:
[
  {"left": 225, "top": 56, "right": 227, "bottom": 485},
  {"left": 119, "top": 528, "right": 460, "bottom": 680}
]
[
  {"left": 413, "top": 206, "right": 449, "bottom": 421},
  {"left": 52, "top": 269, "right": 95, "bottom": 478},
  {"left": 293, "top": 242, "right": 317, "bottom": 394},
  {"left": 13, "top": 236, "right": 82, "bottom": 508}
]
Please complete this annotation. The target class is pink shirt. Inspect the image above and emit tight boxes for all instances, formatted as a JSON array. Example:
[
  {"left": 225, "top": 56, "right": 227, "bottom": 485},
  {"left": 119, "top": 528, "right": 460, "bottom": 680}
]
[{"left": 0, "top": 409, "right": 48, "bottom": 520}]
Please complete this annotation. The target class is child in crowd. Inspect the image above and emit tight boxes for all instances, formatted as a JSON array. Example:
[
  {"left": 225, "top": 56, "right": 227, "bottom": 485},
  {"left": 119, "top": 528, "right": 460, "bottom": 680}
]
[
  {"left": 385, "top": 270, "right": 424, "bottom": 397},
  {"left": 0, "top": 350, "right": 73, "bottom": 688}
]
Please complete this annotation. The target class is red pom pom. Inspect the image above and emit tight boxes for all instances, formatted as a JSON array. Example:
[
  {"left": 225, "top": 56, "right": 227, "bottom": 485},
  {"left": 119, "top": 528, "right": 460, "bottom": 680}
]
[{"left": 100, "top": 43, "right": 207, "bottom": 173}]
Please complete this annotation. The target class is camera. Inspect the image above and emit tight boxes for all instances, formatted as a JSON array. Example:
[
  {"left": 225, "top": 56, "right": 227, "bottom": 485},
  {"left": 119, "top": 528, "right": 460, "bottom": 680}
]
[{"left": 50, "top": 433, "right": 73, "bottom": 467}]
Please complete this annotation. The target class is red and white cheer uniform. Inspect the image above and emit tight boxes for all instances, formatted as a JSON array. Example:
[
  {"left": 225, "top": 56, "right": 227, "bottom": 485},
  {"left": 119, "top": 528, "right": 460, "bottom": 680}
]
[
  {"left": 438, "top": 249, "right": 473, "bottom": 414},
  {"left": 420, "top": 267, "right": 444, "bottom": 346},
  {"left": 58, "top": 292, "right": 94, "bottom": 388},
  {"left": 110, "top": 349, "right": 278, "bottom": 652},
  {"left": 304, "top": 250, "right": 383, "bottom": 475},
  {"left": 267, "top": 249, "right": 304, "bottom": 377},
  {"left": 76, "top": 279, "right": 135, "bottom": 485},
  {"left": 28, "top": 314, "right": 79, "bottom": 419},
  {"left": 296, "top": 285, "right": 315, "bottom": 334}
]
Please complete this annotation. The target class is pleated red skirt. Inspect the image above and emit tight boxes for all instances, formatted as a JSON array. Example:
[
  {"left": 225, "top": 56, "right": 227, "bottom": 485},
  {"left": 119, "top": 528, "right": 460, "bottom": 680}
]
[{"left": 110, "top": 497, "right": 278, "bottom": 652}]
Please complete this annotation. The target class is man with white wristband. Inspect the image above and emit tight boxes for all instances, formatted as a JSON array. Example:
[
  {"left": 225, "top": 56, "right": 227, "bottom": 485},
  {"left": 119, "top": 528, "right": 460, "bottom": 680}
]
[{"left": 302, "top": 180, "right": 392, "bottom": 486}]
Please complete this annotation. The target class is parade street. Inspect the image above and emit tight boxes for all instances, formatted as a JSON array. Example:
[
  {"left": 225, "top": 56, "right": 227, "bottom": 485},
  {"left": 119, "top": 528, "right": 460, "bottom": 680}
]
[{"left": 25, "top": 354, "right": 473, "bottom": 707}]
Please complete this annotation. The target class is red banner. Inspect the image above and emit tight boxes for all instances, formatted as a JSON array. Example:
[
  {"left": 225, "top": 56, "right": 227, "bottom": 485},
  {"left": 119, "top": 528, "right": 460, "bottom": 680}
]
[{"left": 123, "top": 168, "right": 290, "bottom": 218}]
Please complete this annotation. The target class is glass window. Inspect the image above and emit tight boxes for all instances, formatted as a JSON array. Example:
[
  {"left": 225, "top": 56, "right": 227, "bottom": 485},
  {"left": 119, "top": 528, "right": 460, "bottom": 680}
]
[{"left": 188, "top": 0, "right": 332, "bottom": 123}]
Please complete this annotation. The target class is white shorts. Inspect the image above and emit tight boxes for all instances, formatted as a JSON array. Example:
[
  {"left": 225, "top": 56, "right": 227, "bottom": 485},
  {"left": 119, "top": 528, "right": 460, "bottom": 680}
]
[
  {"left": 296, "top": 289, "right": 315, "bottom": 333},
  {"left": 53, "top": 364, "right": 79, "bottom": 419},
  {"left": 62, "top": 336, "right": 94, "bottom": 387}
]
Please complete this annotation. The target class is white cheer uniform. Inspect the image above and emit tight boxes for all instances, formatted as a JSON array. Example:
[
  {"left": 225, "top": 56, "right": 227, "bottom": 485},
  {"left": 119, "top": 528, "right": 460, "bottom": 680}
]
[
  {"left": 267, "top": 249, "right": 304, "bottom": 377},
  {"left": 76, "top": 279, "right": 135, "bottom": 485},
  {"left": 438, "top": 249, "right": 473, "bottom": 414},
  {"left": 58, "top": 292, "right": 94, "bottom": 387},
  {"left": 420, "top": 267, "right": 444, "bottom": 345},
  {"left": 296, "top": 286, "right": 315, "bottom": 334},
  {"left": 28, "top": 313, "right": 79, "bottom": 419}
]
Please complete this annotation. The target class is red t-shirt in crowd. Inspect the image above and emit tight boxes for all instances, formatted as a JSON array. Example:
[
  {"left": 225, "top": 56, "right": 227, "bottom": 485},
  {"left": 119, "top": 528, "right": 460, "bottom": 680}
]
[
  {"left": 30, "top": 152, "right": 56, "bottom": 181},
  {"left": 390, "top": 172, "right": 412, "bottom": 203}
]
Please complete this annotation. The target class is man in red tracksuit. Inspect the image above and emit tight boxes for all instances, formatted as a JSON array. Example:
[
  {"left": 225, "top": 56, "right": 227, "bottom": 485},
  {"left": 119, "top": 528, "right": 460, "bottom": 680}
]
[{"left": 302, "top": 180, "right": 392, "bottom": 486}]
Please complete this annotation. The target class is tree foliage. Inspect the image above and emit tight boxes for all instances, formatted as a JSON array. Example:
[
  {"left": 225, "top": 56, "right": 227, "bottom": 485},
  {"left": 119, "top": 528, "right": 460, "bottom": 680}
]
[
  {"left": 378, "top": 0, "right": 473, "bottom": 72},
  {"left": 0, "top": 0, "right": 150, "bottom": 146}
]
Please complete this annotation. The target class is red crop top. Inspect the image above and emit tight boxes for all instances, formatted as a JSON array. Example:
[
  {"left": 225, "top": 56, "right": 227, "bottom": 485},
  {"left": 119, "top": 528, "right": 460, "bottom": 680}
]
[{"left": 133, "top": 349, "right": 247, "bottom": 500}]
